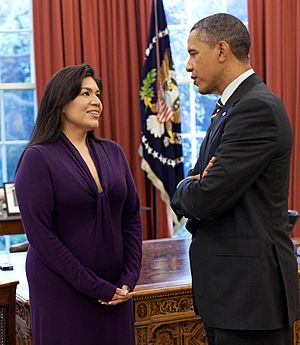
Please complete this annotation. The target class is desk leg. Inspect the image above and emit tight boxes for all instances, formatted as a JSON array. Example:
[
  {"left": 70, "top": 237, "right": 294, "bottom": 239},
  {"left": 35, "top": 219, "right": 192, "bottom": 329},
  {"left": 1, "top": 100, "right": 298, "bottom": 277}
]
[
  {"left": 16, "top": 301, "right": 32, "bottom": 345},
  {"left": 295, "top": 321, "right": 300, "bottom": 345}
]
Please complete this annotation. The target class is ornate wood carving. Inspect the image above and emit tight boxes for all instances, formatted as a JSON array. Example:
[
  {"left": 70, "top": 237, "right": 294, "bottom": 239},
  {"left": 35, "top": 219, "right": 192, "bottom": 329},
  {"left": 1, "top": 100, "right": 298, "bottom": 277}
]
[
  {"left": 137, "top": 302, "right": 148, "bottom": 320},
  {"left": 150, "top": 323, "right": 179, "bottom": 345},
  {"left": 15, "top": 300, "right": 32, "bottom": 345},
  {"left": 135, "top": 327, "right": 148, "bottom": 345},
  {"left": 294, "top": 320, "right": 300, "bottom": 345},
  {"left": 181, "top": 320, "right": 207, "bottom": 345},
  {"left": 151, "top": 296, "right": 193, "bottom": 316},
  {"left": 134, "top": 287, "right": 204, "bottom": 345}
]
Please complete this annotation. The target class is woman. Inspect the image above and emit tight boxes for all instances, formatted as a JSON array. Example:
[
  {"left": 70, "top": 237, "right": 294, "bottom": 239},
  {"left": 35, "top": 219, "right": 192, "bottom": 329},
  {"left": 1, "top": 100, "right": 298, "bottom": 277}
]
[{"left": 15, "top": 64, "right": 142, "bottom": 345}]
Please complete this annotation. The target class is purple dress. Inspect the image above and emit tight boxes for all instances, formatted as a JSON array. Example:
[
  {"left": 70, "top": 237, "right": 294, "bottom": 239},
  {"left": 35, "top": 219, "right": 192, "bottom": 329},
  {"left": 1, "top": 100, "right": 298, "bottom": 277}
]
[{"left": 15, "top": 134, "right": 142, "bottom": 345}]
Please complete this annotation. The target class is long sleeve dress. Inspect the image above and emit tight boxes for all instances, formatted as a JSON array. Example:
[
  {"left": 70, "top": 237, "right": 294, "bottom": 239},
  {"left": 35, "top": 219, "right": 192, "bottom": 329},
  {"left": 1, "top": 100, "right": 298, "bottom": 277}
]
[{"left": 14, "top": 133, "right": 142, "bottom": 345}]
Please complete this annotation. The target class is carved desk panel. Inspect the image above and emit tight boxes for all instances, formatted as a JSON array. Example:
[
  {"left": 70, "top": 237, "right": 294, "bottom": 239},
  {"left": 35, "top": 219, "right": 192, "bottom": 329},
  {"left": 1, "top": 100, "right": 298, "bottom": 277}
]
[
  {"left": 1, "top": 237, "right": 300, "bottom": 345},
  {"left": 134, "top": 238, "right": 207, "bottom": 345}
]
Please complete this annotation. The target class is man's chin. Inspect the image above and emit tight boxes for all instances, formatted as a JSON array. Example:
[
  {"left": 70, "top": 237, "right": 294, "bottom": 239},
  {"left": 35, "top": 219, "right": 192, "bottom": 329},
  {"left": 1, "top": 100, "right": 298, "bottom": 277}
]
[
  {"left": 194, "top": 82, "right": 206, "bottom": 95},
  {"left": 197, "top": 86, "right": 208, "bottom": 95}
]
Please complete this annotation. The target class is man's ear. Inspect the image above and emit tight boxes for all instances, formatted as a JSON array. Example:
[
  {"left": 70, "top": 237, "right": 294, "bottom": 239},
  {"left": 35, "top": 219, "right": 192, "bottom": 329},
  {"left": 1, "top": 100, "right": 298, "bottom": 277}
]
[{"left": 217, "top": 41, "right": 230, "bottom": 62}]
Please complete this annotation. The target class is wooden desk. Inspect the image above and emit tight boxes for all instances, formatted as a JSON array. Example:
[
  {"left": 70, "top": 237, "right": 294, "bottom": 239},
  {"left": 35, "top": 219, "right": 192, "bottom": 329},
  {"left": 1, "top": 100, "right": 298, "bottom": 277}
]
[
  {"left": 134, "top": 238, "right": 205, "bottom": 344},
  {"left": 1, "top": 237, "right": 300, "bottom": 345},
  {"left": 0, "top": 280, "right": 19, "bottom": 345},
  {"left": 0, "top": 215, "right": 24, "bottom": 235}
]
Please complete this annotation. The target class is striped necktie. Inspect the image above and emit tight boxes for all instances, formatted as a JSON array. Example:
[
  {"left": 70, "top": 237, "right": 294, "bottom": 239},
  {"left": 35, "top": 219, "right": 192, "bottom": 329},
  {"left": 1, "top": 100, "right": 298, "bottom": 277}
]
[{"left": 210, "top": 98, "right": 223, "bottom": 124}]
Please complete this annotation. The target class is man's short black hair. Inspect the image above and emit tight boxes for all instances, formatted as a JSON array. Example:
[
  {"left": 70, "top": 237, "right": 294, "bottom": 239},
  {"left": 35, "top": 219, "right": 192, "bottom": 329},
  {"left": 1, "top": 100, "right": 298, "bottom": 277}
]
[{"left": 191, "top": 13, "right": 251, "bottom": 61}]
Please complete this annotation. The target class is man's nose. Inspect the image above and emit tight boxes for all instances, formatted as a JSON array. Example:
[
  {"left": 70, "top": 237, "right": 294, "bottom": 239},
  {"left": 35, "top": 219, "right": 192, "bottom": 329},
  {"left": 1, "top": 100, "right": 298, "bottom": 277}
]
[{"left": 186, "top": 60, "right": 192, "bottom": 72}]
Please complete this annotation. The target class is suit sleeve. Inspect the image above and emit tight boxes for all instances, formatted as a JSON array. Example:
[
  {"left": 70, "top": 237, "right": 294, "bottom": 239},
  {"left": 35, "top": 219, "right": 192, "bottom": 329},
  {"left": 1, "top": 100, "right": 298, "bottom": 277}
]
[
  {"left": 188, "top": 160, "right": 201, "bottom": 176},
  {"left": 171, "top": 99, "right": 279, "bottom": 220},
  {"left": 14, "top": 147, "right": 116, "bottom": 301},
  {"left": 117, "top": 147, "right": 142, "bottom": 290}
]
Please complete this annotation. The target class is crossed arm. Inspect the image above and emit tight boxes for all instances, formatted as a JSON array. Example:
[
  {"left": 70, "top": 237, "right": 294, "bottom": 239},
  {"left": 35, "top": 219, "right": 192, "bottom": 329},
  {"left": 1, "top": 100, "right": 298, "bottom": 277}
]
[
  {"left": 171, "top": 98, "right": 279, "bottom": 220},
  {"left": 190, "top": 156, "right": 217, "bottom": 180}
]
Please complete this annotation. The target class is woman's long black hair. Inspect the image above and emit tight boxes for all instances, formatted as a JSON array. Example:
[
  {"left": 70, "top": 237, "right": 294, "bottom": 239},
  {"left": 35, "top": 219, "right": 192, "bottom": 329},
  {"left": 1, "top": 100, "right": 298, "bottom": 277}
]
[{"left": 16, "top": 64, "right": 102, "bottom": 172}]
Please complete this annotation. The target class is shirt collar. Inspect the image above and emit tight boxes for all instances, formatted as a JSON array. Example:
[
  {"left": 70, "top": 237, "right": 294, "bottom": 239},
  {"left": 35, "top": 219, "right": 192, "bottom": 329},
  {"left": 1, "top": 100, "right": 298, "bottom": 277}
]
[{"left": 220, "top": 68, "right": 255, "bottom": 105}]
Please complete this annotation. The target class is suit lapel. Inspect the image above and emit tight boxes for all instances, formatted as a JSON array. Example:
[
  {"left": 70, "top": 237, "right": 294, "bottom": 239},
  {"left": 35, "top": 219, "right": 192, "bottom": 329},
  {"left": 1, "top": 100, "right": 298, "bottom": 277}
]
[
  {"left": 209, "top": 105, "right": 232, "bottom": 142},
  {"left": 198, "top": 128, "right": 211, "bottom": 173},
  {"left": 199, "top": 73, "right": 263, "bottom": 171}
]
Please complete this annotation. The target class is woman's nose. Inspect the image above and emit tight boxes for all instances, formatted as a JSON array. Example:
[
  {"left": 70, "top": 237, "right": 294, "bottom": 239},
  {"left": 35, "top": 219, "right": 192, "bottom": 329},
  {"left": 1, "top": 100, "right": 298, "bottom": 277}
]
[{"left": 91, "top": 95, "right": 101, "bottom": 105}]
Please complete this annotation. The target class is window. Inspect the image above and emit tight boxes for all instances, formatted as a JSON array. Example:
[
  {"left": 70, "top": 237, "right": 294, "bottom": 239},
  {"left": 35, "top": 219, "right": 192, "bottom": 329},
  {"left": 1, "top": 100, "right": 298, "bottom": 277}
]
[
  {"left": 0, "top": 0, "right": 36, "bottom": 251},
  {"left": 163, "top": 0, "right": 248, "bottom": 176},
  {"left": 0, "top": 1, "right": 248, "bottom": 246},
  {"left": 163, "top": 0, "right": 248, "bottom": 236}
]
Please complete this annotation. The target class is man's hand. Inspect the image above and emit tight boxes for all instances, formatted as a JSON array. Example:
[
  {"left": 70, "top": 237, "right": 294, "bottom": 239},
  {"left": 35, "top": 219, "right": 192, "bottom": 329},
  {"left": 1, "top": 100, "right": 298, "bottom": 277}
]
[
  {"left": 190, "top": 174, "right": 201, "bottom": 180},
  {"left": 202, "top": 156, "right": 217, "bottom": 178},
  {"left": 189, "top": 156, "right": 217, "bottom": 180}
]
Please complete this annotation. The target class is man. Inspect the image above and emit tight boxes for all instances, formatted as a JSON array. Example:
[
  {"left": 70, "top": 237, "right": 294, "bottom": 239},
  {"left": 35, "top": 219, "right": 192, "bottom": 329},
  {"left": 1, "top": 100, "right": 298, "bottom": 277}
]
[{"left": 171, "top": 13, "right": 298, "bottom": 345}]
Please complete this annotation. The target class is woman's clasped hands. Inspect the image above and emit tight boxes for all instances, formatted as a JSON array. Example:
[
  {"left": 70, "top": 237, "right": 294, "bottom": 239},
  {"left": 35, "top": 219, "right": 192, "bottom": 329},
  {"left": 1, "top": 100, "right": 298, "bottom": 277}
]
[{"left": 98, "top": 285, "right": 133, "bottom": 305}]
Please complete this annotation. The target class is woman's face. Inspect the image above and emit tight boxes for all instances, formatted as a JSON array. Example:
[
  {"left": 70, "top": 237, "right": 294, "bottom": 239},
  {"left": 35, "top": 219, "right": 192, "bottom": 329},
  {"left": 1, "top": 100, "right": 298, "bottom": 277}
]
[{"left": 61, "top": 76, "right": 103, "bottom": 133}]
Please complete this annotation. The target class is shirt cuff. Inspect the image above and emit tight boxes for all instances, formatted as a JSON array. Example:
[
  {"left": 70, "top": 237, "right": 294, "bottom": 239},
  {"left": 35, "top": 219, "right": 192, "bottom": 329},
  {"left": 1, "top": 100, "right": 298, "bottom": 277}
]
[{"left": 176, "top": 176, "right": 192, "bottom": 188}]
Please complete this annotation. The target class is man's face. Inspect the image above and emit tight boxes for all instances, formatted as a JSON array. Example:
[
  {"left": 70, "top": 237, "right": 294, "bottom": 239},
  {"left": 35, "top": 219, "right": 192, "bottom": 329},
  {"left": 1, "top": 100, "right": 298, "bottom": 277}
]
[{"left": 186, "top": 30, "right": 221, "bottom": 95}]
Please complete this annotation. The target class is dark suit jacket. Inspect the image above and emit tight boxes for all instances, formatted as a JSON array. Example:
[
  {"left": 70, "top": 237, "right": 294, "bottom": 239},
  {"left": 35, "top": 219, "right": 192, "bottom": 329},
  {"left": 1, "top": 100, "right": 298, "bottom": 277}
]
[{"left": 171, "top": 73, "right": 299, "bottom": 330}]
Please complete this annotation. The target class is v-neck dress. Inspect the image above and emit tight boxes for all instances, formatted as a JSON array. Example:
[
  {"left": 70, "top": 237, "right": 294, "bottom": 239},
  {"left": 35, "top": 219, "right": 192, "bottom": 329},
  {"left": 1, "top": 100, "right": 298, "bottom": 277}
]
[{"left": 14, "top": 134, "right": 142, "bottom": 345}]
